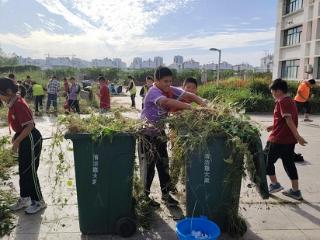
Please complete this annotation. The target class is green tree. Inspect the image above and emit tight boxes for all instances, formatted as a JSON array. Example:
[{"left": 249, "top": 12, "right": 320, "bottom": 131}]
[{"left": 0, "top": 48, "right": 18, "bottom": 66}]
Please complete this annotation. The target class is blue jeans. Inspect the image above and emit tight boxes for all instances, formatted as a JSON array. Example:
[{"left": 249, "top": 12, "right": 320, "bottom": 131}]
[{"left": 46, "top": 93, "right": 57, "bottom": 111}]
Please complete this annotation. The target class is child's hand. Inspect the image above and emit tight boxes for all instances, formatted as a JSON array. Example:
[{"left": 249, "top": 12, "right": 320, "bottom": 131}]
[
  {"left": 12, "top": 141, "right": 19, "bottom": 153},
  {"left": 266, "top": 126, "right": 273, "bottom": 132},
  {"left": 297, "top": 135, "right": 307, "bottom": 146},
  {"left": 199, "top": 99, "right": 208, "bottom": 107}
]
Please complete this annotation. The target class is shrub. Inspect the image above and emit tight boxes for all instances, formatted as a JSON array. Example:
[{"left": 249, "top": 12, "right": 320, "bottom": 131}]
[
  {"left": 0, "top": 65, "right": 40, "bottom": 73},
  {"left": 198, "top": 79, "right": 320, "bottom": 113},
  {"left": 248, "top": 79, "right": 271, "bottom": 96}
]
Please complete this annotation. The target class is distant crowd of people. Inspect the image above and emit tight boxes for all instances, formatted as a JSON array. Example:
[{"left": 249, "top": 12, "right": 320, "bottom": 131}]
[{"left": 0, "top": 74, "right": 114, "bottom": 115}]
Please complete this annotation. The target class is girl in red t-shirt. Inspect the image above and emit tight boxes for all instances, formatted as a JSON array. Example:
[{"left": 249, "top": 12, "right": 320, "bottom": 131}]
[
  {"left": 0, "top": 77, "right": 46, "bottom": 214},
  {"left": 96, "top": 76, "right": 110, "bottom": 113}
]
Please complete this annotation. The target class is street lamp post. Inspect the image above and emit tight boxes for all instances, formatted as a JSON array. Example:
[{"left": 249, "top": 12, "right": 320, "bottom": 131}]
[{"left": 209, "top": 48, "right": 221, "bottom": 82}]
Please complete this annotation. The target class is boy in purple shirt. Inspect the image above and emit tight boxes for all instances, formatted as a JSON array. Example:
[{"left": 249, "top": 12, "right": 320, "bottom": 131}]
[
  {"left": 68, "top": 77, "right": 80, "bottom": 114},
  {"left": 139, "top": 67, "right": 206, "bottom": 207}
]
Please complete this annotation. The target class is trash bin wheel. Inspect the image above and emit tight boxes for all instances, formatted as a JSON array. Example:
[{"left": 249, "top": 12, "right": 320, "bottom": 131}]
[{"left": 116, "top": 217, "right": 136, "bottom": 238}]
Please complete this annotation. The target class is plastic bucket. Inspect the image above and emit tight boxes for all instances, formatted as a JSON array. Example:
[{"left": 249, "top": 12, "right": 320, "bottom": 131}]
[{"left": 176, "top": 216, "right": 221, "bottom": 240}]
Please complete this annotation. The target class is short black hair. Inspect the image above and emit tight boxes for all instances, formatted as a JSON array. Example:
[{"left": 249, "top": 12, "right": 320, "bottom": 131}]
[
  {"left": 308, "top": 79, "right": 316, "bottom": 85},
  {"left": 154, "top": 67, "right": 172, "bottom": 80},
  {"left": 183, "top": 77, "right": 198, "bottom": 87},
  {"left": 269, "top": 78, "right": 288, "bottom": 93},
  {"left": 52, "top": 76, "right": 57, "bottom": 79},
  {"left": 26, "top": 75, "right": 31, "bottom": 79},
  {"left": 128, "top": 75, "right": 134, "bottom": 80},
  {"left": 0, "top": 77, "right": 19, "bottom": 95},
  {"left": 98, "top": 76, "right": 106, "bottom": 81},
  {"left": 146, "top": 75, "right": 154, "bottom": 81},
  {"left": 70, "top": 77, "right": 75, "bottom": 81},
  {"left": 8, "top": 73, "right": 15, "bottom": 79}
]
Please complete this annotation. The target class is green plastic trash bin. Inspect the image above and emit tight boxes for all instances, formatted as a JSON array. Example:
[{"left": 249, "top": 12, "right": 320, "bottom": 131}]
[
  {"left": 186, "top": 135, "right": 268, "bottom": 236},
  {"left": 248, "top": 137, "right": 269, "bottom": 200},
  {"left": 65, "top": 133, "right": 137, "bottom": 237}
]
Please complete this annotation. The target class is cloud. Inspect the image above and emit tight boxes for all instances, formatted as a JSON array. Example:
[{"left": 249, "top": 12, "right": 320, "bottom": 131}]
[
  {"left": 34, "top": 0, "right": 191, "bottom": 41},
  {"left": 0, "top": 0, "right": 275, "bottom": 65},
  {"left": 0, "top": 28, "right": 275, "bottom": 64},
  {"left": 34, "top": 0, "right": 95, "bottom": 32},
  {"left": 251, "top": 17, "right": 262, "bottom": 21}
]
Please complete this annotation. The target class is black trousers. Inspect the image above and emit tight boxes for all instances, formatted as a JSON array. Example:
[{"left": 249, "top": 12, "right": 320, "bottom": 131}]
[
  {"left": 295, "top": 101, "right": 311, "bottom": 114},
  {"left": 138, "top": 132, "right": 171, "bottom": 196},
  {"left": 15, "top": 128, "right": 43, "bottom": 201},
  {"left": 130, "top": 94, "right": 136, "bottom": 107},
  {"left": 265, "top": 142, "right": 298, "bottom": 180},
  {"left": 68, "top": 99, "right": 80, "bottom": 113},
  {"left": 34, "top": 96, "right": 43, "bottom": 112}
]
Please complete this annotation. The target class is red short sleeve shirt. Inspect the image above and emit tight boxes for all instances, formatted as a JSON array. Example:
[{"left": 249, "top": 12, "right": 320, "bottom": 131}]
[
  {"left": 8, "top": 96, "right": 34, "bottom": 133},
  {"left": 268, "top": 96, "right": 298, "bottom": 144},
  {"left": 100, "top": 84, "right": 110, "bottom": 109}
]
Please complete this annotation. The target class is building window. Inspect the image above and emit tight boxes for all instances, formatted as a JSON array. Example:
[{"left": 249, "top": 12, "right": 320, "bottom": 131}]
[
  {"left": 281, "top": 59, "right": 300, "bottom": 79},
  {"left": 283, "top": 26, "right": 303, "bottom": 46},
  {"left": 285, "top": 0, "right": 303, "bottom": 14}
]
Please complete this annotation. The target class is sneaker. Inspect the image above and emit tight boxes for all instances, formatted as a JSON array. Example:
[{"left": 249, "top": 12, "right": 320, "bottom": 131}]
[
  {"left": 161, "top": 194, "right": 179, "bottom": 207},
  {"left": 10, "top": 197, "right": 31, "bottom": 211},
  {"left": 269, "top": 182, "right": 284, "bottom": 194},
  {"left": 146, "top": 196, "right": 160, "bottom": 208},
  {"left": 282, "top": 189, "right": 303, "bottom": 200},
  {"left": 25, "top": 200, "right": 47, "bottom": 214},
  {"left": 303, "top": 119, "right": 313, "bottom": 122}
]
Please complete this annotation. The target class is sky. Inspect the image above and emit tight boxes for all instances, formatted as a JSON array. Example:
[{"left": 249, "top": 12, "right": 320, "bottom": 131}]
[{"left": 0, "top": 0, "right": 278, "bottom": 66}]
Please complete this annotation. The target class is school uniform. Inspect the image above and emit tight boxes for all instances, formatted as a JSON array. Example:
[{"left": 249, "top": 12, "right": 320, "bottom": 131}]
[
  {"left": 8, "top": 96, "right": 43, "bottom": 202},
  {"left": 139, "top": 85, "right": 185, "bottom": 196}
]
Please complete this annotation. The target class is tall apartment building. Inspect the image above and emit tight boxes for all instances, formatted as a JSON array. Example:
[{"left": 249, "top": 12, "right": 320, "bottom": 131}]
[
  {"left": 154, "top": 56, "right": 163, "bottom": 67},
  {"left": 130, "top": 57, "right": 143, "bottom": 69},
  {"left": 174, "top": 55, "right": 184, "bottom": 65},
  {"left": 261, "top": 54, "right": 274, "bottom": 72},
  {"left": 183, "top": 59, "right": 200, "bottom": 69},
  {"left": 142, "top": 58, "right": 156, "bottom": 68},
  {"left": 273, "top": 0, "right": 320, "bottom": 81}
]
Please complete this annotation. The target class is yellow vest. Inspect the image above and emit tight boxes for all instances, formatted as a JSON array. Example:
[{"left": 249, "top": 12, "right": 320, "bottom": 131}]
[
  {"left": 32, "top": 84, "right": 44, "bottom": 96},
  {"left": 129, "top": 80, "right": 136, "bottom": 95}
]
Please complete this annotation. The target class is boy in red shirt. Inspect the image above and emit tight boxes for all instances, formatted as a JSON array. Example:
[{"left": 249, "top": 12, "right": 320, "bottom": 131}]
[
  {"left": 266, "top": 78, "right": 307, "bottom": 200},
  {"left": 0, "top": 77, "right": 46, "bottom": 214},
  {"left": 97, "top": 76, "right": 110, "bottom": 113}
]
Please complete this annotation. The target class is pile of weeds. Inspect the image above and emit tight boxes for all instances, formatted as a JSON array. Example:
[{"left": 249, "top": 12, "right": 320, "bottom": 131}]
[
  {"left": 0, "top": 136, "right": 17, "bottom": 237},
  {"left": 0, "top": 107, "right": 7, "bottom": 127},
  {"left": 49, "top": 111, "right": 152, "bottom": 229},
  {"left": 166, "top": 103, "right": 263, "bottom": 236}
]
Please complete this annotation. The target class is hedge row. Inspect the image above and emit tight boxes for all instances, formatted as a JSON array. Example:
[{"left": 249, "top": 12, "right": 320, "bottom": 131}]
[{"left": 198, "top": 78, "right": 320, "bottom": 113}]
